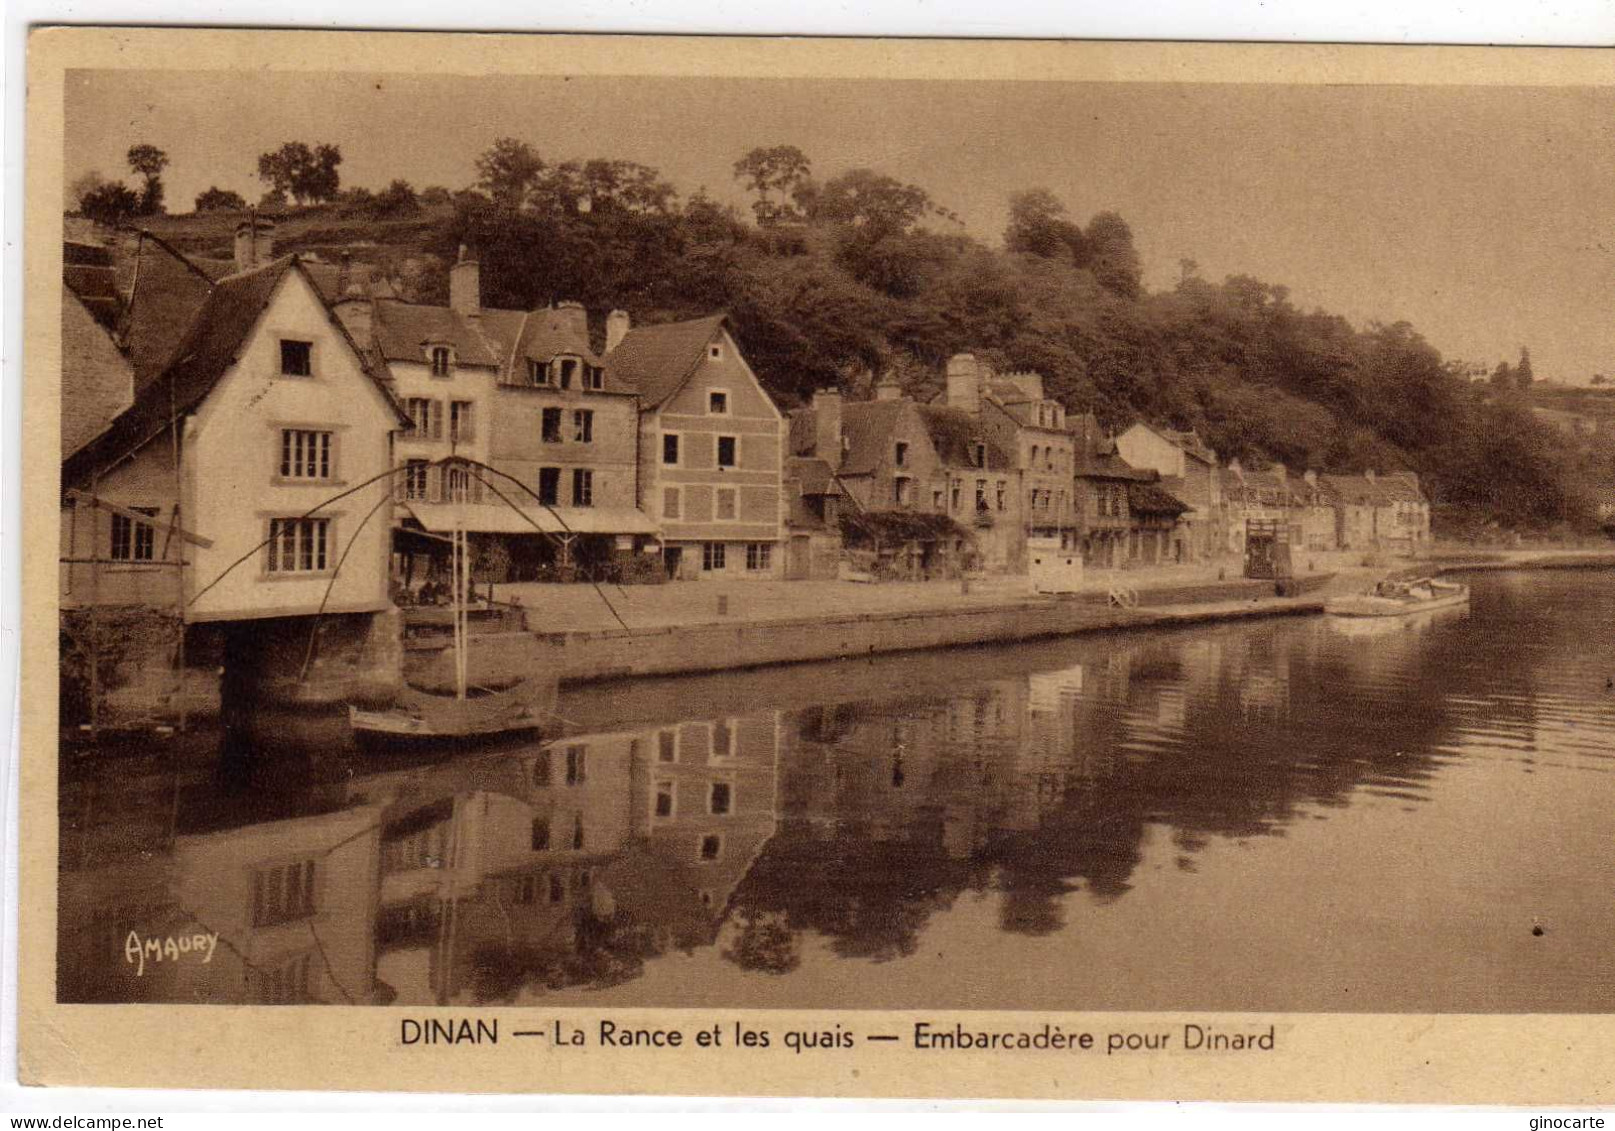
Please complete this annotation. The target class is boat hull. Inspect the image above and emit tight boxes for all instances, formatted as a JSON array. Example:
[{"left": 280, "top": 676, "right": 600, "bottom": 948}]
[{"left": 1325, "top": 587, "right": 1470, "bottom": 618}]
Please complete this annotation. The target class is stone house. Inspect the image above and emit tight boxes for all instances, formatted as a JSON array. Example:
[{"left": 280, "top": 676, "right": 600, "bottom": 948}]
[
  {"left": 1370, "top": 471, "right": 1431, "bottom": 551},
  {"left": 1071, "top": 414, "right": 1153, "bottom": 568},
  {"left": 781, "top": 455, "right": 847, "bottom": 580},
  {"left": 609, "top": 313, "right": 787, "bottom": 581},
  {"left": 1319, "top": 473, "right": 1382, "bottom": 550},
  {"left": 1114, "top": 422, "right": 1224, "bottom": 560},
  {"left": 339, "top": 248, "right": 658, "bottom": 585}
]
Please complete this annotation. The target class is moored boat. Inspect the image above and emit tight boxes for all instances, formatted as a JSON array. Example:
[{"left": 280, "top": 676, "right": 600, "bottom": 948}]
[{"left": 1325, "top": 576, "right": 1470, "bottom": 618}]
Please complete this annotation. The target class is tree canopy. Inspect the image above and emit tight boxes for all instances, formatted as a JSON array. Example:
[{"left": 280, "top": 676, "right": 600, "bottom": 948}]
[{"left": 256, "top": 142, "right": 343, "bottom": 205}]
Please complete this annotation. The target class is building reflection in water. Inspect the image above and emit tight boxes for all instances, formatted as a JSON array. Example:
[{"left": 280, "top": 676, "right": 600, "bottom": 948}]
[{"left": 60, "top": 572, "right": 1614, "bottom": 1009}]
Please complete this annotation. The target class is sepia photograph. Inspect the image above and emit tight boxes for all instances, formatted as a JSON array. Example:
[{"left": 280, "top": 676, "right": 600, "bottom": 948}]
[{"left": 17, "top": 27, "right": 1615, "bottom": 1099}]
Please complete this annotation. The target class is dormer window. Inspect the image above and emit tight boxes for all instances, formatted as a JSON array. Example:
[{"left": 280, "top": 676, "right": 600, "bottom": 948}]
[
  {"left": 527, "top": 359, "right": 552, "bottom": 386},
  {"left": 894, "top": 441, "right": 908, "bottom": 467},
  {"left": 585, "top": 365, "right": 604, "bottom": 391},
  {"left": 973, "top": 443, "right": 986, "bottom": 469},
  {"left": 558, "top": 357, "right": 578, "bottom": 389},
  {"left": 429, "top": 345, "right": 454, "bottom": 377}
]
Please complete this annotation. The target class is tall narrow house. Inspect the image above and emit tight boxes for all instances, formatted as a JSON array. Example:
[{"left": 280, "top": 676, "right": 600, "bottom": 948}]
[{"left": 607, "top": 314, "right": 786, "bottom": 579}]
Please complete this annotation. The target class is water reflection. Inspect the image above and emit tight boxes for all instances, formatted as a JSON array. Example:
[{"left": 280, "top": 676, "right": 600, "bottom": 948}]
[{"left": 58, "top": 570, "right": 1615, "bottom": 1011}]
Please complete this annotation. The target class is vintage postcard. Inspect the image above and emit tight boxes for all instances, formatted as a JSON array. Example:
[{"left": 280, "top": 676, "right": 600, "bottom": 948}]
[{"left": 16, "top": 27, "right": 1615, "bottom": 1101}]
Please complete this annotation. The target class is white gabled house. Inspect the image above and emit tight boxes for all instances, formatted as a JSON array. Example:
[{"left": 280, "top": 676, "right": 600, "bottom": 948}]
[{"left": 61, "top": 254, "right": 408, "bottom": 623}]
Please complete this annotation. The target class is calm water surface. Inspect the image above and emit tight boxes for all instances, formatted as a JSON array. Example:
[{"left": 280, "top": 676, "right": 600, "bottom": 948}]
[{"left": 59, "top": 569, "right": 1615, "bottom": 1011}]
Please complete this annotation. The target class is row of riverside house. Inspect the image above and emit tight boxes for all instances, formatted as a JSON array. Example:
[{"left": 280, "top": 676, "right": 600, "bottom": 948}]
[{"left": 61, "top": 217, "right": 1434, "bottom": 646}]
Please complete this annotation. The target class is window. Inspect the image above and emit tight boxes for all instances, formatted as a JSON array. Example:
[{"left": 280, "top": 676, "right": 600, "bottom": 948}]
[
  {"left": 255, "top": 953, "right": 314, "bottom": 1005},
  {"left": 717, "top": 435, "right": 737, "bottom": 468},
  {"left": 527, "top": 359, "right": 551, "bottom": 386},
  {"left": 699, "top": 834, "right": 723, "bottom": 862},
  {"left": 541, "top": 407, "right": 563, "bottom": 443},
  {"left": 709, "top": 343, "right": 723, "bottom": 360},
  {"left": 712, "top": 718, "right": 735, "bottom": 759},
  {"left": 895, "top": 477, "right": 913, "bottom": 506},
  {"left": 662, "top": 486, "right": 681, "bottom": 519},
  {"left": 449, "top": 401, "right": 474, "bottom": 444},
  {"left": 951, "top": 480, "right": 961, "bottom": 511},
  {"left": 571, "top": 815, "right": 585, "bottom": 851},
  {"left": 572, "top": 409, "right": 593, "bottom": 444},
  {"left": 709, "top": 781, "right": 733, "bottom": 816},
  {"left": 445, "top": 465, "right": 473, "bottom": 503},
  {"left": 109, "top": 507, "right": 158, "bottom": 562},
  {"left": 404, "top": 460, "right": 430, "bottom": 501},
  {"left": 558, "top": 358, "right": 578, "bottom": 389},
  {"left": 745, "top": 543, "right": 771, "bottom": 572},
  {"left": 662, "top": 433, "right": 680, "bottom": 465},
  {"left": 996, "top": 481, "right": 1007, "bottom": 512},
  {"left": 531, "top": 818, "right": 550, "bottom": 851},
  {"left": 429, "top": 346, "right": 453, "bottom": 377},
  {"left": 405, "top": 397, "right": 441, "bottom": 439},
  {"left": 973, "top": 442, "right": 986, "bottom": 468},
  {"left": 584, "top": 366, "right": 604, "bottom": 391},
  {"left": 532, "top": 752, "right": 551, "bottom": 786},
  {"left": 975, "top": 480, "right": 988, "bottom": 511},
  {"left": 715, "top": 487, "right": 737, "bottom": 521},
  {"left": 537, "top": 467, "right": 560, "bottom": 506},
  {"left": 933, "top": 489, "right": 945, "bottom": 511},
  {"left": 266, "top": 518, "right": 330, "bottom": 573},
  {"left": 709, "top": 390, "right": 729, "bottom": 415},
  {"left": 565, "top": 744, "right": 587, "bottom": 785},
  {"left": 252, "top": 859, "right": 317, "bottom": 927},
  {"left": 654, "top": 780, "right": 676, "bottom": 820},
  {"left": 702, "top": 542, "right": 726, "bottom": 571},
  {"left": 894, "top": 441, "right": 908, "bottom": 467},
  {"left": 572, "top": 469, "right": 593, "bottom": 507},
  {"left": 658, "top": 729, "right": 678, "bottom": 763},
  {"left": 279, "top": 340, "right": 312, "bottom": 377},
  {"left": 1030, "top": 445, "right": 1040, "bottom": 468},
  {"left": 548, "top": 874, "right": 565, "bottom": 903},
  {"left": 279, "top": 429, "right": 332, "bottom": 480}
]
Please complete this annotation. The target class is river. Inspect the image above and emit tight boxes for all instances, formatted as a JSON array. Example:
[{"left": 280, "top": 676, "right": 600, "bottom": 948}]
[{"left": 57, "top": 567, "right": 1615, "bottom": 1012}]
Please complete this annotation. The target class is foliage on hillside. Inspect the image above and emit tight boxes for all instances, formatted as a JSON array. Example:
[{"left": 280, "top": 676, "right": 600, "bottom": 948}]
[{"left": 97, "top": 141, "right": 1600, "bottom": 533}]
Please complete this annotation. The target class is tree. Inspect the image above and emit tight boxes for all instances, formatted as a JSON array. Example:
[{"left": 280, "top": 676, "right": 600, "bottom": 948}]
[
  {"left": 1004, "top": 188, "right": 1090, "bottom": 264},
  {"left": 373, "top": 179, "right": 420, "bottom": 217},
  {"left": 256, "top": 141, "right": 343, "bottom": 205},
  {"left": 419, "top": 185, "right": 452, "bottom": 207},
  {"left": 193, "top": 186, "right": 246, "bottom": 212},
  {"left": 127, "top": 144, "right": 169, "bottom": 215},
  {"left": 733, "top": 145, "right": 812, "bottom": 226},
  {"left": 1515, "top": 346, "right": 1535, "bottom": 390},
  {"left": 1085, "top": 211, "right": 1142, "bottom": 298},
  {"left": 1592, "top": 374, "right": 1609, "bottom": 386},
  {"left": 79, "top": 182, "right": 140, "bottom": 227},
  {"left": 68, "top": 170, "right": 107, "bottom": 212},
  {"left": 474, "top": 137, "right": 544, "bottom": 209},
  {"left": 1490, "top": 359, "right": 1515, "bottom": 389},
  {"left": 810, "top": 168, "right": 935, "bottom": 239}
]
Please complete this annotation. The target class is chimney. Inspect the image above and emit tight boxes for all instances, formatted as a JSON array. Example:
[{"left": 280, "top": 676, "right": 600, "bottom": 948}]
[
  {"left": 234, "top": 216, "right": 275, "bottom": 272},
  {"left": 606, "top": 309, "right": 631, "bottom": 353},
  {"left": 449, "top": 244, "right": 481, "bottom": 315},
  {"left": 874, "top": 375, "right": 903, "bottom": 401},
  {"left": 946, "top": 353, "right": 982, "bottom": 416},
  {"left": 812, "top": 388, "right": 844, "bottom": 467},
  {"left": 554, "top": 300, "right": 589, "bottom": 345}
]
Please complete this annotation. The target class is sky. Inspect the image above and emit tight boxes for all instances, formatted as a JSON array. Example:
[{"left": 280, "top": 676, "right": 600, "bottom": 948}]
[{"left": 64, "top": 70, "right": 1615, "bottom": 385}]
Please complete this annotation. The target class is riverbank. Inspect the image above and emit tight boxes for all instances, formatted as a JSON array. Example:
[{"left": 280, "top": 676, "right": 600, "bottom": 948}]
[{"left": 544, "top": 570, "right": 1351, "bottom": 684}]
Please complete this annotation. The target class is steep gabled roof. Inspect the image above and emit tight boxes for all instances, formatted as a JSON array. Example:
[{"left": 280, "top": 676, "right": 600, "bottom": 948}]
[
  {"left": 63, "top": 242, "right": 122, "bottom": 330},
  {"left": 838, "top": 400, "right": 907, "bottom": 476},
  {"left": 122, "top": 231, "right": 217, "bottom": 393},
  {"left": 786, "top": 456, "right": 844, "bottom": 497},
  {"left": 371, "top": 299, "right": 519, "bottom": 368},
  {"left": 917, "top": 403, "right": 1014, "bottom": 471},
  {"left": 64, "top": 256, "right": 404, "bottom": 485},
  {"left": 1374, "top": 471, "right": 1427, "bottom": 503},
  {"left": 512, "top": 307, "right": 602, "bottom": 370},
  {"left": 1127, "top": 480, "right": 1191, "bottom": 516},
  {"left": 1319, "top": 473, "right": 1384, "bottom": 507},
  {"left": 603, "top": 314, "right": 728, "bottom": 410}
]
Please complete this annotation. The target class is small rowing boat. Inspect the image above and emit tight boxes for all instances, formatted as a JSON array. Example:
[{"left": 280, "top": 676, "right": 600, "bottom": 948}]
[{"left": 1325, "top": 576, "right": 1470, "bottom": 618}]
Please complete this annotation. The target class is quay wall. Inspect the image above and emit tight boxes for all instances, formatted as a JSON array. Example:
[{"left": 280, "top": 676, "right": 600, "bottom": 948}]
[{"left": 550, "top": 579, "right": 1330, "bottom": 685}]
